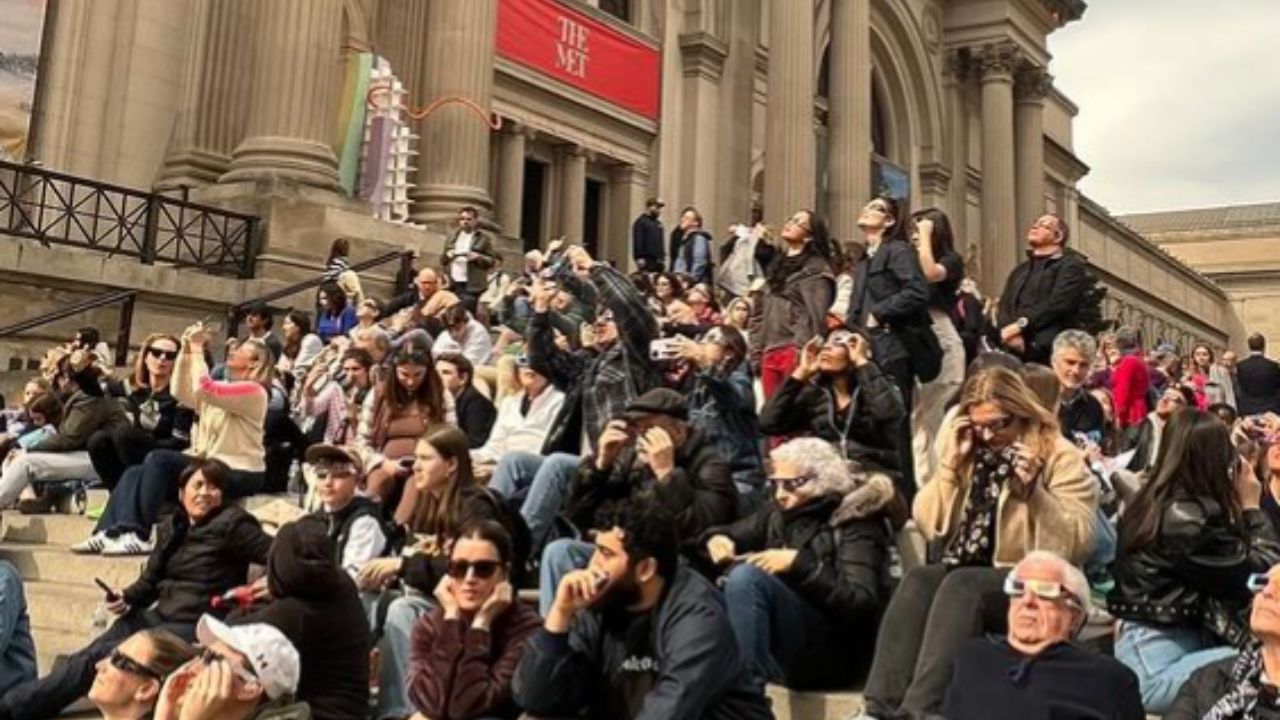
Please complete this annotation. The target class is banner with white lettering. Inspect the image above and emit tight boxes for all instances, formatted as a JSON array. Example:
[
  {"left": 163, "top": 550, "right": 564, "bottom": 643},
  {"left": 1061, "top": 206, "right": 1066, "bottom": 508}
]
[{"left": 496, "top": 0, "right": 661, "bottom": 120}]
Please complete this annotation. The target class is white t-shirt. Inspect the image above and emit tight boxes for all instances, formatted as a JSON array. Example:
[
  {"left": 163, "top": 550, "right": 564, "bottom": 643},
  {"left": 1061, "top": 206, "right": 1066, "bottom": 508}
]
[{"left": 451, "top": 232, "right": 474, "bottom": 283}]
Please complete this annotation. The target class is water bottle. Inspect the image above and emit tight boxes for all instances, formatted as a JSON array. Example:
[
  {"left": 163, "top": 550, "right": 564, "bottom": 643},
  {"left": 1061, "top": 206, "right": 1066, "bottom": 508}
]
[{"left": 287, "top": 460, "right": 304, "bottom": 508}]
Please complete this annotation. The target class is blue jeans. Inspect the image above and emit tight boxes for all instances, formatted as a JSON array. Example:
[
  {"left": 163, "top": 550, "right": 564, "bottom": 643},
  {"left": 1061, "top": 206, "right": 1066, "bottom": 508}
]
[
  {"left": 539, "top": 539, "right": 596, "bottom": 615},
  {"left": 489, "top": 451, "right": 581, "bottom": 552},
  {"left": 723, "top": 563, "right": 831, "bottom": 692},
  {"left": 1085, "top": 507, "right": 1118, "bottom": 583},
  {"left": 375, "top": 593, "right": 434, "bottom": 719},
  {"left": 1114, "top": 620, "right": 1237, "bottom": 713}
]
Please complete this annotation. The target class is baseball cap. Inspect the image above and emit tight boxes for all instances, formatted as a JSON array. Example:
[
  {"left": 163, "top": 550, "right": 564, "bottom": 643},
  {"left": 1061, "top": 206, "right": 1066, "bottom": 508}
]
[
  {"left": 196, "top": 615, "right": 300, "bottom": 701},
  {"left": 304, "top": 444, "right": 363, "bottom": 475},
  {"left": 623, "top": 388, "right": 689, "bottom": 422}
]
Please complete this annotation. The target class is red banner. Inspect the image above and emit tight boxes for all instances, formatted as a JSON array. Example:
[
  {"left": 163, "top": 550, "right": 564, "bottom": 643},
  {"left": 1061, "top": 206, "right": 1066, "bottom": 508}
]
[{"left": 496, "top": 0, "right": 661, "bottom": 120}]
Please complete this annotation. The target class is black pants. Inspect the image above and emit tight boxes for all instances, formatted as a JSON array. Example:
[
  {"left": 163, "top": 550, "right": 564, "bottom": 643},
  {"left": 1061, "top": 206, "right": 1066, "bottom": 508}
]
[
  {"left": 0, "top": 609, "right": 194, "bottom": 720},
  {"left": 863, "top": 565, "right": 1010, "bottom": 719},
  {"left": 86, "top": 426, "right": 159, "bottom": 491},
  {"left": 881, "top": 358, "right": 917, "bottom": 505}
]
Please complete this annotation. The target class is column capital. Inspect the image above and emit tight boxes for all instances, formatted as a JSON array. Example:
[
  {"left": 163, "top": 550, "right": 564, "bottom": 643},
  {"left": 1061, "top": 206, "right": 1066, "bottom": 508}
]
[
  {"left": 679, "top": 31, "right": 729, "bottom": 81},
  {"left": 944, "top": 49, "right": 974, "bottom": 83},
  {"left": 1015, "top": 66, "right": 1053, "bottom": 103},
  {"left": 977, "top": 41, "right": 1020, "bottom": 81},
  {"left": 559, "top": 143, "right": 592, "bottom": 161}
]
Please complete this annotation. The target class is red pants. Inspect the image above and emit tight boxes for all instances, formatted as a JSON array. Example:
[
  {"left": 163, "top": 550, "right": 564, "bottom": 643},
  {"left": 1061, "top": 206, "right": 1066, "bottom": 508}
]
[{"left": 761, "top": 345, "right": 799, "bottom": 402}]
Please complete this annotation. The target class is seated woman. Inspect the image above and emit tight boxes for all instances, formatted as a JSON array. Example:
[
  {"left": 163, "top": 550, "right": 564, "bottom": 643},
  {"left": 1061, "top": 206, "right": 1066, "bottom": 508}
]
[
  {"left": 1166, "top": 564, "right": 1280, "bottom": 720},
  {"left": 861, "top": 366, "right": 1098, "bottom": 720},
  {"left": 355, "top": 339, "right": 449, "bottom": 525},
  {"left": 1109, "top": 409, "right": 1280, "bottom": 714},
  {"left": 702, "top": 437, "right": 893, "bottom": 693},
  {"left": 407, "top": 520, "right": 541, "bottom": 720},
  {"left": 73, "top": 324, "right": 270, "bottom": 555},
  {"left": 87, "top": 333, "right": 193, "bottom": 494},
  {"left": 316, "top": 282, "right": 358, "bottom": 344},
  {"left": 87, "top": 629, "right": 196, "bottom": 720},
  {"left": 357, "top": 425, "right": 522, "bottom": 720},
  {"left": 276, "top": 310, "right": 323, "bottom": 394},
  {"left": 0, "top": 458, "right": 273, "bottom": 719}
]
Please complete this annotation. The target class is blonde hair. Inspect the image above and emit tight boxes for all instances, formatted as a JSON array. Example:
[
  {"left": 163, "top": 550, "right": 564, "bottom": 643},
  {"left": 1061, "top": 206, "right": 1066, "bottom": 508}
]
[
  {"left": 238, "top": 338, "right": 276, "bottom": 387},
  {"left": 958, "top": 366, "right": 1062, "bottom": 461}
]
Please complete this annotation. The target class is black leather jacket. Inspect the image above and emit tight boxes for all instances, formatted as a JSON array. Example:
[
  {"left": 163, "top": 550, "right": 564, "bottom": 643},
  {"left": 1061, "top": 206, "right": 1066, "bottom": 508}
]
[{"left": 1108, "top": 497, "right": 1280, "bottom": 643}]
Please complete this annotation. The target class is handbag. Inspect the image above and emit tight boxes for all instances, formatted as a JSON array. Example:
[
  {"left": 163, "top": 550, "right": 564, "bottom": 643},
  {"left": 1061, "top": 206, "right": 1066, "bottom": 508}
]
[{"left": 900, "top": 321, "right": 944, "bottom": 383}]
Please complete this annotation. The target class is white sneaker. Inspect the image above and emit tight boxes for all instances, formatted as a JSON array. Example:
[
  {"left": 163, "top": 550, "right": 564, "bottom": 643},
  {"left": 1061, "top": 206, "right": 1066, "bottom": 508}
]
[
  {"left": 101, "top": 532, "right": 153, "bottom": 556},
  {"left": 70, "top": 532, "right": 108, "bottom": 554}
]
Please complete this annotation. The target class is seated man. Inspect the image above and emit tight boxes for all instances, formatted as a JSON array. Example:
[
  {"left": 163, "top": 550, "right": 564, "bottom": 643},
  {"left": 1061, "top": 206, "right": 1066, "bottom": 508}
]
[
  {"left": 157, "top": 616, "right": 302, "bottom": 720},
  {"left": 436, "top": 351, "right": 496, "bottom": 449},
  {"left": 433, "top": 304, "right": 494, "bottom": 367},
  {"left": 538, "top": 388, "right": 737, "bottom": 613},
  {"left": 512, "top": 498, "right": 772, "bottom": 719},
  {"left": 942, "top": 551, "right": 1143, "bottom": 720},
  {"left": 0, "top": 561, "right": 34, "bottom": 696},
  {"left": 305, "top": 444, "right": 388, "bottom": 580},
  {"left": 1051, "top": 330, "right": 1107, "bottom": 442},
  {"left": 1166, "top": 564, "right": 1280, "bottom": 720},
  {"left": 88, "top": 629, "right": 196, "bottom": 720},
  {"left": 471, "top": 353, "right": 565, "bottom": 468}
]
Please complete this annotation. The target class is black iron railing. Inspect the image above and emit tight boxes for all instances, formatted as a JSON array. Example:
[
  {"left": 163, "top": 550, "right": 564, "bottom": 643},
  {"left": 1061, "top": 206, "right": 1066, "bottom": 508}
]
[
  {"left": 0, "top": 160, "right": 260, "bottom": 278},
  {"left": 0, "top": 290, "right": 138, "bottom": 367}
]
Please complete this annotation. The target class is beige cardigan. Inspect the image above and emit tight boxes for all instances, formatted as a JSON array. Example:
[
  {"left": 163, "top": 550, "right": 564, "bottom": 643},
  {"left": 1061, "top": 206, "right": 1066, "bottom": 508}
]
[
  {"left": 913, "top": 422, "right": 1098, "bottom": 567},
  {"left": 173, "top": 350, "right": 267, "bottom": 472}
]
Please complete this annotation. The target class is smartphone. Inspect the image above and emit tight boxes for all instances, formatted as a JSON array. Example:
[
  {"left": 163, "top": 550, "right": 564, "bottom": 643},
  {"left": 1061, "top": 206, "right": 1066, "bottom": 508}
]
[
  {"left": 649, "top": 338, "right": 682, "bottom": 361},
  {"left": 94, "top": 577, "right": 119, "bottom": 602}
]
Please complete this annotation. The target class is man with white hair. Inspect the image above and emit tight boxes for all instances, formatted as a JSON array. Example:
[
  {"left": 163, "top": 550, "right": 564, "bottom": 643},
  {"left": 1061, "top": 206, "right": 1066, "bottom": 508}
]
[
  {"left": 1052, "top": 330, "right": 1106, "bottom": 442},
  {"left": 941, "top": 550, "right": 1143, "bottom": 719}
]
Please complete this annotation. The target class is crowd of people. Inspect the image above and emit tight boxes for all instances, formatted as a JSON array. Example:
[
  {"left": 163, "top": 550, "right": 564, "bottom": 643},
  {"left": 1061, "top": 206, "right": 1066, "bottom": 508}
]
[{"left": 1, "top": 196, "right": 1280, "bottom": 720}]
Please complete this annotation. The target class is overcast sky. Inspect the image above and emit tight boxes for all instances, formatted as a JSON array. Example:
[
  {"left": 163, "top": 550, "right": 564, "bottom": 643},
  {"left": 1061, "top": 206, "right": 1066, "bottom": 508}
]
[{"left": 1048, "top": 1, "right": 1280, "bottom": 215}]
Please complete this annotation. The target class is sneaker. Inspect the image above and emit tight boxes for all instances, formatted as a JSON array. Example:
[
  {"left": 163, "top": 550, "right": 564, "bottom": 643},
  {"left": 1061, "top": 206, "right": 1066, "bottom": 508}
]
[
  {"left": 70, "top": 532, "right": 108, "bottom": 554},
  {"left": 102, "top": 532, "right": 153, "bottom": 556},
  {"left": 17, "top": 494, "right": 57, "bottom": 515}
]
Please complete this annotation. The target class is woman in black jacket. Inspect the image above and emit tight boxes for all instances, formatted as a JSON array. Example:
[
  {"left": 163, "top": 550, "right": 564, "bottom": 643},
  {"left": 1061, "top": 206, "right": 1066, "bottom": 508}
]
[
  {"left": 0, "top": 458, "right": 272, "bottom": 720},
  {"left": 847, "top": 195, "right": 932, "bottom": 499},
  {"left": 1109, "top": 409, "right": 1280, "bottom": 714},
  {"left": 758, "top": 329, "right": 906, "bottom": 485},
  {"left": 703, "top": 437, "right": 893, "bottom": 692}
]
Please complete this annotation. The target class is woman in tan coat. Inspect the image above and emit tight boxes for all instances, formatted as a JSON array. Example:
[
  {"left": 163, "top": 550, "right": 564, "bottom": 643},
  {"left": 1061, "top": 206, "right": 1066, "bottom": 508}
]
[{"left": 861, "top": 366, "right": 1098, "bottom": 719}]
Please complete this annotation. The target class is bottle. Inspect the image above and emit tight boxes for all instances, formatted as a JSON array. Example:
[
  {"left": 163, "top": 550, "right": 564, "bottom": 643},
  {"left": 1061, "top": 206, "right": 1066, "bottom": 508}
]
[
  {"left": 210, "top": 586, "right": 256, "bottom": 611},
  {"left": 287, "top": 460, "right": 304, "bottom": 508}
]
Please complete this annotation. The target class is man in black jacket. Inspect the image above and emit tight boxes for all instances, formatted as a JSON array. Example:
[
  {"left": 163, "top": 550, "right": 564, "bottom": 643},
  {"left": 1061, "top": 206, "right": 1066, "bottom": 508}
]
[
  {"left": 943, "top": 551, "right": 1144, "bottom": 720},
  {"left": 513, "top": 498, "right": 772, "bottom": 720},
  {"left": 632, "top": 197, "right": 665, "bottom": 271},
  {"left": 1052, "top": 330, "right": 1106, "bottom": 441},
  {"left": 996, "top": 213, "right": 1090, "bottom": 365},
  {"left": 434, "top": 351, "right": 496, "bottom": 448},
  {"left": 1237, "top": 333, "right": 1280, "bottom": 416},
  {"left": 536, "top": 388, "right": 738, "bottom": 614},
  {"left": 383, "top": 267, "right": 443, "bottom": 317}
]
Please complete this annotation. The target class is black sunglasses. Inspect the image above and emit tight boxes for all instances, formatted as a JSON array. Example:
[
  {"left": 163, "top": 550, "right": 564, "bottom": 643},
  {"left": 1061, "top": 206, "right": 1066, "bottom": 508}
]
[
  {"left": 446, "top": 559, "right": 502, "bottom": 580},
  {"left": 109, "top": 649, "right": 162, "bottom": 681},
  {"left": 146, "top": 347, "right": 179, "bottom": 361},
  {"left": 768, "top": 475, "right": 812, "bottom": 493}
]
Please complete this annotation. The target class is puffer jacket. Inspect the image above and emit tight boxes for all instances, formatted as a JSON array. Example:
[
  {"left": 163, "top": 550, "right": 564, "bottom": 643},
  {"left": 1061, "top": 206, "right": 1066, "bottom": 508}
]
[
  {"left": 121, "top": 504, "right": 273, "bottom": 624},
  {"left": 701, "top": 478, "right": 895, "bottom": 687},
  {"left": 1108, "top": 497, "right": 1280, "bottom": 644},
  {"left": 1165, "top": 653, "right": 1280, "bottom": 720},
  {"left": 757, "top": 362, "right": 905, "bottom": 473}
]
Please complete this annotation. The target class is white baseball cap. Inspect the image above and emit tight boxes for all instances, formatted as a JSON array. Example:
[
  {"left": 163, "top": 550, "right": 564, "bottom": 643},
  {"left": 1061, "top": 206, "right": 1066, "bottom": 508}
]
[{"left": 196, "top": 615, "right": 300, "bottom": 701}]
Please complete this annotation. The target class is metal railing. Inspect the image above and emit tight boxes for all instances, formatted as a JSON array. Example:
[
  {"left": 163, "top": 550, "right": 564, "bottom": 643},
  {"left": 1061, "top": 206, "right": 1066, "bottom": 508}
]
[
  {"left": 0, "top": 290, "right": 138, "bottom": 367},
  {"left": 225, "top": 249, "right": 416, "bottom": 338},
  {"left": 0, "top": 160, "right": 260, "bottom": 278}
]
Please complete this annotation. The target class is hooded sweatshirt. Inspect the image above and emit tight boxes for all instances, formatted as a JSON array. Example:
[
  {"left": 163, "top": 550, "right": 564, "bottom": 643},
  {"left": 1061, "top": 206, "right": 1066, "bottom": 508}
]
[{"left": 234, "top": 518, "right": 370, "bottom": 720}]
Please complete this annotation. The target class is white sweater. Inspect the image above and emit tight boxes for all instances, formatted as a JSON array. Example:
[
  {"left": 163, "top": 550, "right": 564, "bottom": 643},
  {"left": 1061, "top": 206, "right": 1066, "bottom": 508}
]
[{"left": 472, "top": 386, "right": 566, "bottom": 464}]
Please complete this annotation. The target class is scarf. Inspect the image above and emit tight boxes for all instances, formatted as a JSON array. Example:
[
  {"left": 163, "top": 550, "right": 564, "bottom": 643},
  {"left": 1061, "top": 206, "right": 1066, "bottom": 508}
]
[
  {"left": 1205, "top": 645, "right": 1263, "bottom": 720},
  {"left": 941, "top": 446, "right": 1013, "bottom": 567}
]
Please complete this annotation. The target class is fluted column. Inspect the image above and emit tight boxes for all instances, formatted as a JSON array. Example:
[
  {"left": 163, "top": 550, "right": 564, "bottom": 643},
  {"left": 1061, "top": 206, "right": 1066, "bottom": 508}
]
[
  {"left": 221, "top": 0, "right": 343, "bottom": 190},
  {"left": 978, "top": 42, "right": 1019, "bottom": 295},
  {"left": 1015, "top": 66, "right": 1051, "bottom": 238},
  {"left": 157, "top": 0, "right": 252, "bottom": 190},
  {"left": 763, "top": 0, "right": 816, "bottom": 221},
  {"left": 408, "top": 0, "right": 498, "bottom": 227},
  {"left": 827, "top": 0, "right": 872, "bottom": 240},
  {"left": 944, "top": 51, "right": 971, "bottom": 259},
  {"left": 495, "top": 122, "right": 528, "bottom": 240},
  {"left": 558, "top": 145, "right": 588, "bottom": 244}
]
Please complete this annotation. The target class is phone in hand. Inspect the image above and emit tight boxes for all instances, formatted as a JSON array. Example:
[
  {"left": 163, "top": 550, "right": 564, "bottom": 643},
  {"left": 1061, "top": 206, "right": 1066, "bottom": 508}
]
[
  {"left": 94, "top": 577, "right": 119, "bottom": 602},
  {"left": 649, "top": 338, "right": 683, "bottom": 361}
]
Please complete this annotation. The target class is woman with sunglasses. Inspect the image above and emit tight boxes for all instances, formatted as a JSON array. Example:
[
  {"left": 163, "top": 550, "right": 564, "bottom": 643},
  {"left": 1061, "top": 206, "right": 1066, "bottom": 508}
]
[
  {"left": 88, "top": 629, "right": 196, "bottom": 720},
  {"left": 407, "top": 520, "right": 541, "bottom": 720},
  {"left": 0, "top": 458, "right": 274, "bottom": 719},
  {"left": 702, "top": 437, "right": 894, "bottom": 694},
  {"left": 861, "top": 366, "right": 1097, "bottom": 720},
  {"left": 750, "top": 208, "right": 835, "bottom": 401},
  {"left": 85, "top": 334, "right": 194, "bottom": 495},
  {"left": 1109, "top": 409, "right": 1280, "bottom": 714},
  {"left": 357, "top": 337, "right": 451, "bottom": 525}
]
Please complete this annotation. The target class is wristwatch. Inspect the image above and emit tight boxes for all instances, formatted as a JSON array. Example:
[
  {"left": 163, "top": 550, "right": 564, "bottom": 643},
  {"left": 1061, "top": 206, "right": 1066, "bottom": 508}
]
[{"left": 1016, "top": 317, "right": 1029, "bottom": 330}]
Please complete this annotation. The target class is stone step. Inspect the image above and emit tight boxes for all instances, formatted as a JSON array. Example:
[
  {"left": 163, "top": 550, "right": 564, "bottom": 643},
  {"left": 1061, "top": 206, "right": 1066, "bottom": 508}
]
[
  {"left": 25, "top": 580, "right": 109, "bottom": 635},
  {"left": 34, "top": 626, "right": 93, "bottom": 676},
  {"left": 766, "top": 685, "right": 864, "bottom": 720},
  {"left": 3, "top": 513, "right": 100, "bottom": 546},
  {"left": 0, "top": 543, "right": 145, "bottom": 588}
]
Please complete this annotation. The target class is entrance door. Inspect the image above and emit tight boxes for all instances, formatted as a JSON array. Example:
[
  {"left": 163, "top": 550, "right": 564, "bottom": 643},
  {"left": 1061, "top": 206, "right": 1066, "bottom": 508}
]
[{"left": 520, "top": 159, "right": 547, "bottom": 252}]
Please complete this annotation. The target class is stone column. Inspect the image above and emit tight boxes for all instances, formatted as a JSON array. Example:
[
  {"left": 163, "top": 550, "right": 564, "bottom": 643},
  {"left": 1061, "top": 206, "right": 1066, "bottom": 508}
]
[
  {"left": 978, "top": 42, "right": 1019, "bottom": 296},
  {"left": 608, "top": 163, "right": 647, "bottom": 268},
  {"left": 221, "top": 0, "right": 343, "bottom": 190},
  {"left": 763, "top": 0, "right": 816, "bottom": 222},
  {"left": 944, "top": 51, "right": 971, "bottom": 256},
  {"left": 826, "top": 0, "right": 872, "bottom": 241},
  {"left": 495, "top": 122, "right": 528, "bottom": 239},
  {"left": 1015, "top": 66, "right": 1051, "bottom": 237},
  {"left": 157, "top": 0, "right": 252, "bottom": 190},
  {"left": 558, "top": 145, "right": 588, "bottom": 244},
  {"left": 408, "top": 0, "right": 498, "bottom": 227}
]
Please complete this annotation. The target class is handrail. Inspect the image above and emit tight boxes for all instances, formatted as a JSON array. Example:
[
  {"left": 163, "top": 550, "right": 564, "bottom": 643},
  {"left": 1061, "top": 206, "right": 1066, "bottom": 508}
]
[{"left": 0, "top": 289, "right": 138, "bottom": 366}]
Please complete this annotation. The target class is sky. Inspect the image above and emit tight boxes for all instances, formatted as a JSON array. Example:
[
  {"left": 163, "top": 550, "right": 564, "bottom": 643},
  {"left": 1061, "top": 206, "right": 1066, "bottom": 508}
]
[{"left": 1048, "top": 0, "right": 1280, "bottom": 215}]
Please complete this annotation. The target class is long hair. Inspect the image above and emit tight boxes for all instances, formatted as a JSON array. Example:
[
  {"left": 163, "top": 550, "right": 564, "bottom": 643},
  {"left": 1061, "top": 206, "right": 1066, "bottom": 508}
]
[
  {"left": 1118, "top": 409, "right": 1243, "bottom": 555},
  {"left": 956, "top": 366, "right": 1062, "bottom": 463},
  {"left": 766, "top": 209, "right": 832, "bottom": 289},
  {"left": 131, "top": 332, "right": 180, "bottom": 388},
  {"left": 319, "top": 281, "right": 347, "bottom": 315},
  {"left": 374, "top": 340, "right": 446, "bottom": 442},
  {"left": 237, "top": 338, "right": 276, "bottom": 388},
  {"left": 912, "top": 207, "right": 956, "bottom": 259},
  {"left": 282, "top": 311, "right": 312, "bottom": 360},
  {"left": 411, "top": 424, "right": 477, "bottom": 536},
  {"left": 1191, "top": 343, "right": 1216, "bottom": 374}
]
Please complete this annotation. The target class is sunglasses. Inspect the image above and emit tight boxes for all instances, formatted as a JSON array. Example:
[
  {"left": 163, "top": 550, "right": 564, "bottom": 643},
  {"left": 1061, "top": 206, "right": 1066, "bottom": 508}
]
[
  {"left": 769, "top": 475, "right": 812, "bottom": 493},
  {"left": 446, "top": 559, "right": 503, "bottom": 580},
  {"left": 970, "top": 415, "right": 1016, "bottom": 434},
  {"left": 825, "top": 331, "right": 859, "bottom": 347},
  {"left": 199, "top": 648, "right": 258, "bottom": 685},
  {"left": 1248, "top": 573, "right": 1273, "bottom": 594},
  {"left": 1003, "top": 576, "right": 1081, "bottom": 606},
  {"left": 109, "top": 649, "right": 162, "bottom": 681},
  {"left": 146, "top": 347, "right": 179, "bottom": 361}
]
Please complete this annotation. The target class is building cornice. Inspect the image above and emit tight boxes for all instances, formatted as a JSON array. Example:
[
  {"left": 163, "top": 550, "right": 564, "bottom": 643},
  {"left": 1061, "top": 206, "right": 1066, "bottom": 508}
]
[{"left": 679, "top": 31, "right": 729, "bottom": 81}]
